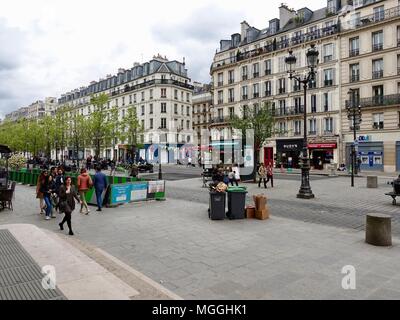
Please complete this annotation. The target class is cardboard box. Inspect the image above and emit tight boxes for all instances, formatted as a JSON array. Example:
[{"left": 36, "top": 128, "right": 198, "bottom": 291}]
[
  {"left": 246, "top": 206, "right": 255, "bottom": 219},
  {"left": 253, "top": 195, "right": 267, "bottom": 211},
  {"left": 255, "top": 207, "right": 270, "bottom": 220}
]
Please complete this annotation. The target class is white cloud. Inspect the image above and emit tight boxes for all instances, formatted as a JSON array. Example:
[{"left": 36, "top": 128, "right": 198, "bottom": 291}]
[{"left": 0, "top": 0, "right": 324, "bottom": 118}]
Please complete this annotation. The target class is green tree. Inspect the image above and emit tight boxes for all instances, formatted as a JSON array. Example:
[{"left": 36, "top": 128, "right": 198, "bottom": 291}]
[
  {"left": 121, "top": 106, "right": 143, "bottom": 161},
  {"left": 54, "top": 105, "right": 70, "bottom": 163},
  {"left": 88, "top": 94, "right": 110, "bottom": 158},
  {"left": 68, "top": 110, "right": 88, "bottom": 169},
  {"left": 229, "top": 102, "right": 275, "bottom": 181},
  {"left": 106, "top": 106, "right": 122, "bottom": 161},
  {"left": 39, "top": 115, "right": 55, "bottom": 159}
]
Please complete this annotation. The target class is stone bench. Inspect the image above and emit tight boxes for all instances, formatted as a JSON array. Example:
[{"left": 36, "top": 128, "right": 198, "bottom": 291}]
[
  {"left": 367, "top": 176, "right": 378, "bottom": 188},
  {"left": 365, "top": 213, "right": 392, "bottom": 246}
]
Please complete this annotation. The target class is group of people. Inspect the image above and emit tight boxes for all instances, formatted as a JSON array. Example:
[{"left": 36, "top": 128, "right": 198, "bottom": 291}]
[
  {"left": 36, "top": 166, "right": 108, "bottom": 236},
  {"left": 211, "top": 165, "right": 241, "bottom": 187},
  {"left": 257, "top": 162, "right": 274, "bottom": 188}
]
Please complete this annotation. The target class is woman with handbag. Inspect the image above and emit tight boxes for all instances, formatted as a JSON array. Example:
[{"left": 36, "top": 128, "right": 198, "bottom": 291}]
[{"left": 59, "top": 176, "right": 82, "bottom": 236}]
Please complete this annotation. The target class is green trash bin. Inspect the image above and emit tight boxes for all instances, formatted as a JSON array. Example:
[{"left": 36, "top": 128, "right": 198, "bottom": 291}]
[{"left": 226, "top": 186, "right": 247, "bottom": 220}]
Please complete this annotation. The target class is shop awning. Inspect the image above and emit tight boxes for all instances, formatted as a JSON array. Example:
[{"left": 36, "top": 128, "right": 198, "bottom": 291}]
[{"left": 308, "top": 143, "right": 337, "bottom": 149}]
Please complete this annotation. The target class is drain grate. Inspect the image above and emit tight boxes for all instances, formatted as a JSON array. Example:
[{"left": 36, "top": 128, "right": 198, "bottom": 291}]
[{"left": 0, "top": 229, "right": 66, "bottom": 300}]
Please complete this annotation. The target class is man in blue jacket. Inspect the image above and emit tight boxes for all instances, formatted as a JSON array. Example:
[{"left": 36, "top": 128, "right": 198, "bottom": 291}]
[{"left": 94, "top": 166, "right": 108, "bottom": 212}]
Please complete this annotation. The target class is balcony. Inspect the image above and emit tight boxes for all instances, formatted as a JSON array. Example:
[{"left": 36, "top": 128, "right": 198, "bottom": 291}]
[
  {"left": 217, "top": 99, "right": 223, "bottom": 105},
  {"left": 253, "top": 72, "right": 259, "bottom": 78},
  {"left": 308, "top": 130, "right": 317, "bottom": 135},
  {"left": 265, "top": 91, "right": 272, "bottom": 97},
  {"left": 350, "top": 74, "right": 360, "bottom": 83},
  {"left": 323, "top": 55, "right": 333, "bottom": 63},
  {"left": 324, "top": 79, "right": 333, "bottom": 87},
  {"left": 398, "top": 67, "right": 400, "bottom": 75},
  {"left": 372, "top": 43, "right": 383, "bottom": 52},
  {"left": 276, "top": 131, "right": 289, "bottom": 137},
  {"left": 242, "top": 75, "right": 248, "bottom": 81},
  {"left": 217, "top": 81, "right": 224, "bottom": 87},
  {"left": 372, "top": 70, "right": 383, "bottom": 79},
  {"left": 265, "top": 69, "right": 272, "bottom": 76},
  {"left": 278, "top": 88, "right": 286, "bottom": 94},
  {"left": 293, "top": 86, "right": 301, "bottom": 92},
  {"left": 228, "top": 78, "right": 235, "bottom": 84},
  {"left": 346, "top": 94, "right": 400, "bottom": 108},
  {"left": 372, "top": 123, "right": 384, "bottom": 130},
  {"left": 349, "top": 49, "right": 359, "bottom": 57},
  {"left": 228, "top": 97, "right": 235, "bottom": 103},
  {"left": 211, "top": 24, "right": 339, "bottom": 71},
  {"left": 323, "top": 105, "right": 330, "bottom": 112},
  {"left": 211, "top": 117, "right": 226, "bottom": 124},
  {"left": 324, "top": 130, "right": 334, "bottom": 135},
  {"left": 341, "top": 5, "right": 400, "bottom": 31},
  {"left": 294, "top": 131, "right": 302, "bottom": 136},
  {"left": 242, "top": 95, "right": 248, "bottom": 101},
  {"left": 253, "top": 93, "right": 259, "bottom": 99}
]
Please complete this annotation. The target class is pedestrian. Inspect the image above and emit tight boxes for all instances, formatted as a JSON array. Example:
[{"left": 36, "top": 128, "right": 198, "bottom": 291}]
[
  {"left": 266, "top": 162, "right": 274, "bottom": 188},
  {"left": 258, "top": 163, "right": 267, "bottom": 189},
  {"left": 58, "top": 176, "right": 82, "bottom": 236},
  {"left": 86, "top": 156, "right": 92, "bottom": 171},
  {"left": 357, "top": 158, "right": 362, "bottom": 173},
  {"left": 36, "top": 171, "right": 46, "bottom": 214},
  {"left": 228, "top": 168, "right": 239, "bottom": 186},
  {"left": 39, "top": 170, "right": 54, "bottom": 220},
  {"left": 77, "top": 168, "right": 92, "bottom": 215},
  {"left": 109, "top": 159, "right": 116, "bottom": 176},
  {"left": 93, "top": 166, "right": 108, "bottom": 212}
]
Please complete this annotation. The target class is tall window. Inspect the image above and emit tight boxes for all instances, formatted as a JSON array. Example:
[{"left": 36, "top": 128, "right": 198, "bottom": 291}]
[
  {"left": 161, "top": 88, "right": 167, "bottom": 98},
  {"left": 187, "top": 106, "right": 190, "bottom": 116},
  {"left": 242, "top": 66, "right": 248, "bottom": 80},
  {"left": 149, "top": 104, "right": 153, "bottom": 114},
  {"left": 373, "top": 85, "right": 384, "bottom": 105},
  {"left": 150, "top": 119, "right": 153, "bottom": 129},
  {"left": 174, "top": 104, "right": 178, "bottom": 114},
  {"left": 242, "top": 86, "right": 248, "bottom": 100},
  {"left": 186, "top": 93, "right": 190, "bottom": 102},
  {"left": 323, "top": 43, "right": 334, "bottom": 62},
  {"left": 141, "top": 105, "right": 145, "bottom": 116},
  {"left": 397, "top": 26, "right": 400, "bottom": 46},
  {"left": 133, "top": 94, "right": 137, "bottom": 103},
  {"left": 324, "top": 118, "right": 333, "bottom": 133},
  {"left": 174, "top": 89, "right": 178, "bottom": 99},
  {"left": 372, "top": 59, "right": 383, "bottom": 79},
  {"left": 253, "top": 63, "right": 259, "bottom": 78},
  {"left": 373, "top": 5, "right": 385, "bottom": 22},
  {"left": 372, "top": 31, "right": 383, "bottom": 51},
  {"left": 278, "top": 78, "right": 286, "bottom": 94},
  {"left": 161, "top": 118, "right": 167, "bottom": 129},
  {"left": 279, "top": 100, "right": 286, "bottom": 115},
  {"left": 349, "top": 37, "right": 359, "bottom": 57},
  {"left": 228, "top": 70, "right": 235, "bottom": 84},
  {"left": 349, "top": 63, "right": 360, "bottom": 82},
  {"left": 323, "top": 93, "right": 330, "bottom": 112},
  {"left": 309, "top": 118, "right": 317, "bottom": 134},
  {"left": 373, "top": 113, "right": 384, "bottom": 129},
  {"left": 265, "top": 60, "right": 272, "bottom": 75},
  {"left": 150, "top": 89, "right": 153, "bottom": 99},
  {"left": 253, "top": 83, "right": 259, "bottom": 98},
  {"left": 265, "top": 81, "right": 272, "bottom": 96},
  {"left": 161, "top": 103, "right": 167, "bottom": 113},
  {"left": 218, "top": 90, "right": 223, "bottom": 104},
  {"left": 229, "top": 107, "right": 235, "bottom": 119},
  {"left": 141, "top": 91, "right": 145, "bottom": 101},
  {"left": 129, "top": 95, "right": 132, "bottom": 104},
  {"left": 228, "top": 88, "right": 235, "bottom": 102},
  {"left": 324, "top": 69, "right": 334, "bottom": 86},
  {"left": 217, "top": 73, "right": 224, "bottom": 86},
  {"left": 294, "top": 120, "right": 302, "bottom": 135},
  {"left": 311, "top": 95, "right": 317, "bottom": 113}
]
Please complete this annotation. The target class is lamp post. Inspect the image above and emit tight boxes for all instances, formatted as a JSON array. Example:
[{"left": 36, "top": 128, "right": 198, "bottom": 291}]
[
  {"left": 285, "top": 44, "right": 319, "bottom": 199},
  {"left": 346, "top": 89, "right": 362, "bottom": 187}
]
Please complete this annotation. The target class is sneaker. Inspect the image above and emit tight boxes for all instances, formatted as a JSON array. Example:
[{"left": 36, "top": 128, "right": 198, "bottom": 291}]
[
  {"left": 45, "top": 216, "right": 51, "bottom": 220},
  {"left": 96, "top": 208, "right": 102, "bottom": 212},
  {"left": 59, "top": 223, "right": 64, "bottom": 231},
  {"left": 68, "top": 231, "right": 74, "bottom": 236}
]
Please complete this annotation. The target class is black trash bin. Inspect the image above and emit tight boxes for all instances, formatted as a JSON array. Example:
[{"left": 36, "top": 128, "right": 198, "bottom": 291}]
[
  {"left": 209, "top": 192, "right": 226, "bottom": 220},
  {"left": 226, "top": 186, "right": 247, "bottom": 219}
]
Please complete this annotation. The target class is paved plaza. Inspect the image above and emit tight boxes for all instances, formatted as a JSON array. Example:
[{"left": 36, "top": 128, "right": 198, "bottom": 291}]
[{"left": 0, "top": 171, "right": 400, "bottom": 299}]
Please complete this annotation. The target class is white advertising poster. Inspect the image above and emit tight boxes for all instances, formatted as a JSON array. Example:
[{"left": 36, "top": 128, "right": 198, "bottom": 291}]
[{"left": 244, "top": 146, "right": 254, "bottom": 168}]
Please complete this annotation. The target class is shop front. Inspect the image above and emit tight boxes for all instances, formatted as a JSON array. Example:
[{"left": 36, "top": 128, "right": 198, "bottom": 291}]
[
  {"left": 346, "top": 140, "right": 384, "bottom": 171},
  {"left": 276, "top": 139, "right": 303, "bottom": 169},
  {"left": 308, "top": 142, "right": 337, "bottom": 170}
]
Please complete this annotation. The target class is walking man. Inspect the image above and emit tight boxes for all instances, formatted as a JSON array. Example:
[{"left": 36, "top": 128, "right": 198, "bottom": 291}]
[{"left": 94, "top": 166, "right": 108, "bottom": 212}]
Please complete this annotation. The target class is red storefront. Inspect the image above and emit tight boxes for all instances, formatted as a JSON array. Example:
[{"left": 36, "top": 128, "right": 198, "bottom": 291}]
[{"left": 308, "top": 142, "right": 337, "bottom": 170}]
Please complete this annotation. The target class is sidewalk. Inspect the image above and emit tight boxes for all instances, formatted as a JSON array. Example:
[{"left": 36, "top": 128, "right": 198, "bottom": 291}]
[{"left": 0, "top": 224, "right": 180, "bottom": 300}]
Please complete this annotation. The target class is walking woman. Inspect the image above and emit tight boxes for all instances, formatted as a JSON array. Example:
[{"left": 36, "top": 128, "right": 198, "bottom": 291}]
[
  {"left": 36, "top": 171, "right": 46, "bottom": 214},
  {"left": 77, "top": 168, "right": 92, "bottom": 214},
  {"left": 39, "top": 170, "right": 54, "bottom": 220},
  {"left": 266, "top": 162, "right": 274, "bottom": 188},
  {"left": 258, "top": 163, "right": 267, "bottom": 189},
  {"left": 59, "top": 176, "right": 82, "bottom": 236}
]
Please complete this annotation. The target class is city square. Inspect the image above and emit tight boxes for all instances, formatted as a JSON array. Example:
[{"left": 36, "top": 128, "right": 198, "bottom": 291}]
[{"left": 0, "top": 0, "right": 400, "bottom": 305}]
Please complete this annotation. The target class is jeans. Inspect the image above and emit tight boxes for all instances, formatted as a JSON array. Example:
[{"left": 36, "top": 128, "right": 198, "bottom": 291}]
[
  {"left": 229, "top": 178, "right": 238, "bottom": 186},
  {"left": 43, "top": 194, "right": 52, "bottom": 217},
  {"left": 267, "top": 175, "right": 274, "bottom": 187},
  {"left": 95, "top": 189, "right": 103, "bottom": 209},
  {"left": 258, "top": 178, "right": 267, "bottom": 188}
]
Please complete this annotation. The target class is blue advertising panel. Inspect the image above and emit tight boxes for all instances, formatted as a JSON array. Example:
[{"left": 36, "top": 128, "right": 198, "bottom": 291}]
[{"left": 110, "top": 183, "right": 131, "bottom": 204}]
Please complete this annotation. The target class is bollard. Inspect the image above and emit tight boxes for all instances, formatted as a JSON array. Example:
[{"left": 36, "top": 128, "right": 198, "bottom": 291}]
[{"left": 365, "top": 213, "right": 392, "bottom": 246}]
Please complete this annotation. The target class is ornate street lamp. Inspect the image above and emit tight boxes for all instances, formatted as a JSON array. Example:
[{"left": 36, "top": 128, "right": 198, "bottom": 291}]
[{"left": 285, "top": 44, "right": 319, "bottom": 199}]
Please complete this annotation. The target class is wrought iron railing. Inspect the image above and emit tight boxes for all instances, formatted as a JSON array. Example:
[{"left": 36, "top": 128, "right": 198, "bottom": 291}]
[{"left": 346, "top": 94, "right": 400, "bottom": 108}]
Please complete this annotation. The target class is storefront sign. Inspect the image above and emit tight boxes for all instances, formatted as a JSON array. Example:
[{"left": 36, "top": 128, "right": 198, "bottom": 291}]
[
  {"left": 276, "top": 139, "right": 303, "bottom": 152},
  {"left": 358, "top": 135, "right": 371, "bottom": 142},
  {"left": 308, "top": 143, "right": 337, "bottom": 149}
]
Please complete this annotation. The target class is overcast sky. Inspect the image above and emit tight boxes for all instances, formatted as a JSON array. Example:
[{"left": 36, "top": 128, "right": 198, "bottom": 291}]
[{"left": 0, "top": 0, "right": 323, "bottom": 119}]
